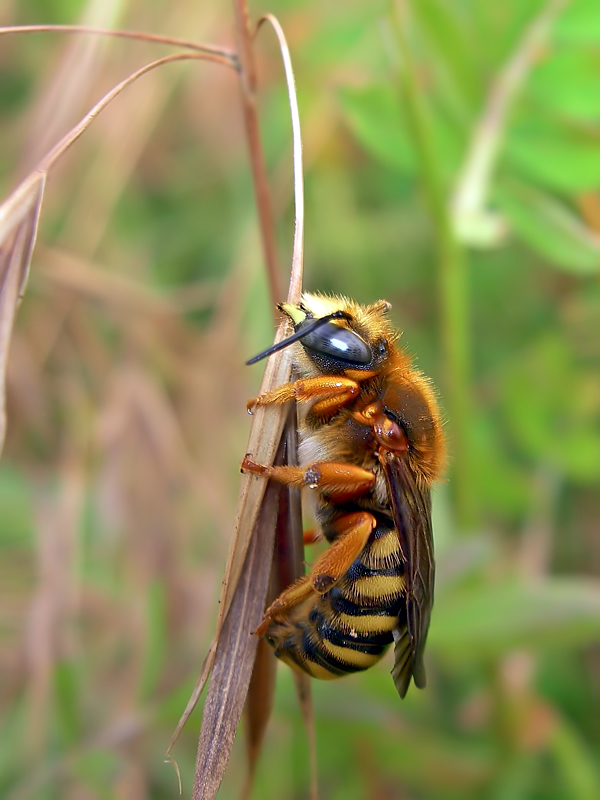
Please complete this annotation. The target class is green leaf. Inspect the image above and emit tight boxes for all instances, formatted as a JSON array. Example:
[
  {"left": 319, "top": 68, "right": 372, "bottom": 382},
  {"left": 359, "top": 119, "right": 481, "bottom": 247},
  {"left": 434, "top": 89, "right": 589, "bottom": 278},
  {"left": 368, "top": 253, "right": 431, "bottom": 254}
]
[
  {"left": 471, "top": 414, "right": 531, "bottom": 518},
  {"left": 0, "top": 464, "right": 34, "bottom": 545},
  {"left": 497, "top": 181, "right": 600, "bottom": 275},
  {"left": 72, "top": 751, "right": 123, "bottom": 800},
  {"left": 301, "top": 2, "right": 388, "bottom": 68},
  {"left": 501, "top": 333, "right": 600, "bottom": 482},
  {"left": 550, "top": 716, "right": 600, "bottom": 800},
  {"left": 529, "top": 48, "right": 600, "bottom": 119},
  {"left": 555, "top": 0, "right": 600, "bottom": 44},
  {"left": 55, "top": 660, "right": 83, "bottom": 746},
  {"left": 140, "top": 580, "right": 167, "bottom": 699},
  {"left": 505, "top": 115, "right": 600, "bottom": 192},
  {"left": 429, "top": 578, "right": 600, "bottom": 658},
  {"left": 338, "top": 85, "right": 416, "bottom": 172},
  {"left": 338, "top": 82, "right": 463, "bottom": 181}
]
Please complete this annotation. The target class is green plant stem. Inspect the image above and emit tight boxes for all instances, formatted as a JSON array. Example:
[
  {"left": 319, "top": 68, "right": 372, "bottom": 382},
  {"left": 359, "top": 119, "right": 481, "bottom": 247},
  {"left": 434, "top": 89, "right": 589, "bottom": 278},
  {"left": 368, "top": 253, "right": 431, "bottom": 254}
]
[{"left": 391, "top": 1, "right": 473, "bottom": 528}]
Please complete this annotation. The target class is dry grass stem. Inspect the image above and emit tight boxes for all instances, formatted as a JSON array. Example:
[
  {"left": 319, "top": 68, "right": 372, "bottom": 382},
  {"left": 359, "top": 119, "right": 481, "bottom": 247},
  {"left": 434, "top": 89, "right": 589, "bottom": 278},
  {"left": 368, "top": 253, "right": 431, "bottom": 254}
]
[
  {"left": 0, "top": 25, "right": 237, "bottom": 60},
  {"left": 38, "top": 52, "right": 235, "bottom": 175},
  {"left": 256, "top": 14, "right": 304, "bottom": 298},
  {"left": 181, "top": 12, "right": 308, "bottom": 794},
  {"left": 0, "top": 176, "right": 45, "bottom": 454},
  {"left": 233, "top": 1, "right": 281, "bottom": 309},
  {"left": 0, "top": 42, "right": 236, "bottom": 458}
]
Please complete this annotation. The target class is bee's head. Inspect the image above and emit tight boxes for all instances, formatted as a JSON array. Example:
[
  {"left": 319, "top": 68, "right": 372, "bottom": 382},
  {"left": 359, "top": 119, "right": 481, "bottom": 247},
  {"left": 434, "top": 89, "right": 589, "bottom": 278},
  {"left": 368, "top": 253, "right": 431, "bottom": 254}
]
[
  {"left": 246, "top": 292, "right": 398, "bottom": 373},
  {"left": 277, "top": 293, "right": 396, "bottom": 374}
]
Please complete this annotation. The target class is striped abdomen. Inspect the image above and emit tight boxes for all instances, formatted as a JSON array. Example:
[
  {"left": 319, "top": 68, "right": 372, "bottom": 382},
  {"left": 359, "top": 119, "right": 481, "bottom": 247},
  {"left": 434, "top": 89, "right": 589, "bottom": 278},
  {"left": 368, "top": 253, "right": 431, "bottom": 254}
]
[{"left": 265, "top": 521, "right": 405, "bottom": 679}]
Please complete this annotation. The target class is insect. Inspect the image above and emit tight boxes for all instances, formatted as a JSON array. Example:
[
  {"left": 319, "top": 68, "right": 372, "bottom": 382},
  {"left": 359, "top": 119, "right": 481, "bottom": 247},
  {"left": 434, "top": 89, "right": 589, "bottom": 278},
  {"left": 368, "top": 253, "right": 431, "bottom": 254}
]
[{"left": 242, "top": 293, "right": 445, "bottom": 697}]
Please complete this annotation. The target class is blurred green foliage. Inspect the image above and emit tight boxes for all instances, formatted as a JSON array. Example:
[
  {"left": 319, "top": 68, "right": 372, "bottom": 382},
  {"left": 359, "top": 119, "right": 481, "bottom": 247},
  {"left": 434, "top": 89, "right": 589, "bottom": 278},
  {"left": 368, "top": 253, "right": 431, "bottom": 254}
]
[{"left": 1, "top": 0, "right": 599, "bottom": 798}]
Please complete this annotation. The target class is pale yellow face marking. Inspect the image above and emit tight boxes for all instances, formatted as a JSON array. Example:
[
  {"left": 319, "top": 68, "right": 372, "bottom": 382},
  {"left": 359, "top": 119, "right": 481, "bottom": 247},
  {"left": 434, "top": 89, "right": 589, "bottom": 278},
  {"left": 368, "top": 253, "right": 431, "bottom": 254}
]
[
  {"left": 280, "top": 302, "right": 307, "bottom": 325},
  {"left": 298, "top": 293, "right": 346, "bottom": 320}
]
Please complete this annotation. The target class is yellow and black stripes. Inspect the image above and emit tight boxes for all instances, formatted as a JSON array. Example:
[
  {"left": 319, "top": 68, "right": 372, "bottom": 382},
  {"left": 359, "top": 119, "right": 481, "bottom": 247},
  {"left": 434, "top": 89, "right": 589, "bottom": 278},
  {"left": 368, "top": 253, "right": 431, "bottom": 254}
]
[{"left": 265, "top": 522, "right": 406, "bottom": 680}]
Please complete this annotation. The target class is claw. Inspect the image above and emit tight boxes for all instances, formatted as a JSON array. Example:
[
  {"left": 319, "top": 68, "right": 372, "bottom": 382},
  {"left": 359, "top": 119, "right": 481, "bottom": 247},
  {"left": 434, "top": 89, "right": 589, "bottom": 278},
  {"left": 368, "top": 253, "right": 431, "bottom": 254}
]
[
  {"left": 253, "top": 617, "right": 270, "bottom": 637},
  {"left": 241, "top": 456, "right": 270, "bottom": 477}
]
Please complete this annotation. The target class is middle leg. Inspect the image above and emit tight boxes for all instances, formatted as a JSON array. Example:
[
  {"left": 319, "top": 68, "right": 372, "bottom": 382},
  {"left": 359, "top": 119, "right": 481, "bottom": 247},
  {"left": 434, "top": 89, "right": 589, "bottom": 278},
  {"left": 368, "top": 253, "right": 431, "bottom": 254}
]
[{"left": 241, "top": 456, "right": 376, "bottom": 502}]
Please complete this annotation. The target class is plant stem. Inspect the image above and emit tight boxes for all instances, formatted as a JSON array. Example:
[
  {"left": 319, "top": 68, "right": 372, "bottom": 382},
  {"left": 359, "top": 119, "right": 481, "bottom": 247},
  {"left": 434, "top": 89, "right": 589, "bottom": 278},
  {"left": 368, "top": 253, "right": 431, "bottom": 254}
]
[
  {"left": 233, "top": 0, "right": 282, "bottom": 311},
  {"left": 391, "top": 2, "right": 473, "bottom": 528}
]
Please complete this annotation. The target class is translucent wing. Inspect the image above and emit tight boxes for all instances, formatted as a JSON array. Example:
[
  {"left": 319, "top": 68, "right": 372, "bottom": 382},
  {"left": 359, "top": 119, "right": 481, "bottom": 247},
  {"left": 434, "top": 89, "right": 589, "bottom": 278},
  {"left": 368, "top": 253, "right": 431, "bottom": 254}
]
[{"left": 379, "top": 450, "right": 434, "bottom": 698}]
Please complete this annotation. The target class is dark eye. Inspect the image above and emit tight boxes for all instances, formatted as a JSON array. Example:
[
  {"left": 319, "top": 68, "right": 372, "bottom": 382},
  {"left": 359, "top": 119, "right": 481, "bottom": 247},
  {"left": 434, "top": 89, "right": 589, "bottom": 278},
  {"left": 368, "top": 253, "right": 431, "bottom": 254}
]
[{"left": 299, "top": 321, "right": 372, "bottom": 364}]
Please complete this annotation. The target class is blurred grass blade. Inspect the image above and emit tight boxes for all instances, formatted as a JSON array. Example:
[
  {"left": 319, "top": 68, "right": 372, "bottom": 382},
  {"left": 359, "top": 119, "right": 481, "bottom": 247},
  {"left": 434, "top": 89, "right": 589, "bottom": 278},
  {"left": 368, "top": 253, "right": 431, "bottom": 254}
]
[
  {"left": 429, "top": 578, "right": 600, "bottom": 658},
  {"left": 549, "top": 714, "right": 600, "bottom": 800},
  {"left": 411, "top": 0, "right": 479, "bottom": 109},
  {"left": 292, "top": 672, "right": 319, "bottom": 800},
  {"left": 0, "top": 174, "right": 45, "bottom": 456},
  {"left": 506, "top": 116, "right": 600, "bottom": 194}
]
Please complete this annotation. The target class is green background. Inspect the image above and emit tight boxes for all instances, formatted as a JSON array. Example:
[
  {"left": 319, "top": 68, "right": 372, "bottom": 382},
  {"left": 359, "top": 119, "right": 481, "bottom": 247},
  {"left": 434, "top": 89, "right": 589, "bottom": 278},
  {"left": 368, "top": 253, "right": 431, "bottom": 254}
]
[{"left": 1, "top": 0, "right": 599, "bottom": 798}]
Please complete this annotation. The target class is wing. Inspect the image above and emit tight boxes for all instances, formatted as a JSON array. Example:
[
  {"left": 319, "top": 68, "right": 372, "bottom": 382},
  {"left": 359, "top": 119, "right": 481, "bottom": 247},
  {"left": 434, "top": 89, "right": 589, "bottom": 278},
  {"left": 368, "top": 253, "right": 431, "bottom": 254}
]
[{"left": 379, "top": 450, "right": 434, "bottom": 698}]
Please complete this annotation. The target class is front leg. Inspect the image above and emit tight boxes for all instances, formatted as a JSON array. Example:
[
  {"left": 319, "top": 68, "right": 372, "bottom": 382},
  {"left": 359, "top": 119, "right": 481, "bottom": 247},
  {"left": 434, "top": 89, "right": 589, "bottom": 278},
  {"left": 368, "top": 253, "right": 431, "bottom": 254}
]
[{"left": 247, "top": 375, "right": 361, "bottom": 417}]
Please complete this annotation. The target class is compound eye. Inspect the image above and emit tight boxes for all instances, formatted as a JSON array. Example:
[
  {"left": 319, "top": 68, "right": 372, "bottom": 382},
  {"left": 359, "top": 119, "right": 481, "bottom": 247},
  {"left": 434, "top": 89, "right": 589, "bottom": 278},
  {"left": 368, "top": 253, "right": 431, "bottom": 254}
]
[{"left": 300, "top": 321, "right": 372, "bottom": 365}]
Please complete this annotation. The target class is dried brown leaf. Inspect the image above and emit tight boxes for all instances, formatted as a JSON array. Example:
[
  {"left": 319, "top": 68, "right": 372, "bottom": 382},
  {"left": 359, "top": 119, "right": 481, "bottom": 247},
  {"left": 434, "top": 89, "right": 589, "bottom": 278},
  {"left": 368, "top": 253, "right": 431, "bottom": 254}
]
[
  {"left": 242, "top": 638, "right": 277, "bottom": 800},
  {"left": 0, "top": 175, "right": 45, "bottom": 455},
  {"left": 167, "top": 336, "right": 294, "bottom": 749},
  {"left": 242, "top": 414, "right": 303, "bottom": 797},
  {"left": 191, "top": 449, "right": 286, "bottom": 800}
]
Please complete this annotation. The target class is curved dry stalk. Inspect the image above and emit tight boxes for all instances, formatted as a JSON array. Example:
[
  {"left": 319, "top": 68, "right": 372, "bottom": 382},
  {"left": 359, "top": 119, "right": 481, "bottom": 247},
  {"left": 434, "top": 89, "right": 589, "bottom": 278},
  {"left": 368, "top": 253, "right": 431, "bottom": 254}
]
[
  {"left": 0, "top": 49, "right": 236, "bottom": 461},
  {"left": 0, "top": 24, "right": 238, "bottom": 61},
  {"left": 256, "top": 14, "right": 304, "bottom": 303},
  {"left": 39, "top": 52, "right": 236, "bottom": 174},
  {"left": 233, "top": 2, "right": 281, "bottom": 309}
]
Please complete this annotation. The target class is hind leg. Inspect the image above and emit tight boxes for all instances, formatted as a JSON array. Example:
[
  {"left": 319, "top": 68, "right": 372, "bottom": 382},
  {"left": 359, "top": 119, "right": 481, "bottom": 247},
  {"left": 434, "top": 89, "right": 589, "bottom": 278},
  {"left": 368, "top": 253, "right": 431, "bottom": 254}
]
[{"left": 254, "top": 511, "right": 377, "bottom": 635}]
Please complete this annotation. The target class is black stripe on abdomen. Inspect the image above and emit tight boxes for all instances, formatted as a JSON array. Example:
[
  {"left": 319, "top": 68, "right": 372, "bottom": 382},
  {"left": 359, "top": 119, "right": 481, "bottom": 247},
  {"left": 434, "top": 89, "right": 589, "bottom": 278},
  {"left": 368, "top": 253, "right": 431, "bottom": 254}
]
[
  {"left": 328, "top": 586, "right": 403, "bottom": 618},
  {"left": 310, "top": 606, "right": 392, "bottom": 651}
]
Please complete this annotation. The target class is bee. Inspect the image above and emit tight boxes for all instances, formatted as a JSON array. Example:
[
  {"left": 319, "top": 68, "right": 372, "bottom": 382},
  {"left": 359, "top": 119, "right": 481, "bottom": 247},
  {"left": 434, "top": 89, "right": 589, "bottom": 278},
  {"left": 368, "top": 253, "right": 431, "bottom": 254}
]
[{"left": 242, "top": 293, "right": 445, "bottom": 697}]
